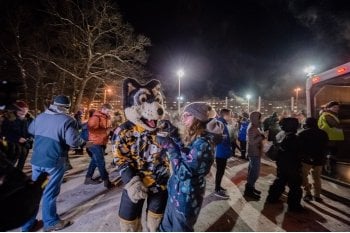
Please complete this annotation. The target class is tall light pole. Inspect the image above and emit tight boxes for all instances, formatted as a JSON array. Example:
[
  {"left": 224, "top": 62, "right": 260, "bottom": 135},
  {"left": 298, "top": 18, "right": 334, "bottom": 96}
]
[
  {"left": 104, "top": 88, "right": 111, "bottom": 103},
  {"left": 246, "top": 94, "right": 251, "bottom": 113},
  {"left": 304, "top": 65, "right": 315, "bottom": 78},
  {"left": 304, "top": 65, "right": 315, "bottom": 117},
  {"left": 177, "top": 69, "right": 184, "bottom": 115},
  {"left": 294, "top": 87, "right": 301, "bottom": 111}
]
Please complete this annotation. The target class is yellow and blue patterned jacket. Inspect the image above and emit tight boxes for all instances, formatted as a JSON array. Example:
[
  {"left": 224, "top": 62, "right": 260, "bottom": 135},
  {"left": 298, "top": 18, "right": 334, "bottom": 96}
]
[{"left": 114, "top": 120, "right": 169, "bottom": 192}]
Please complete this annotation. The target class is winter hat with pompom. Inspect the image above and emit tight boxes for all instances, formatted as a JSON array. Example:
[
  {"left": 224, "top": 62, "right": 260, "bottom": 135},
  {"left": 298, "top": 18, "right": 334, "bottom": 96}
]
[{"left": 183, "top": 102, "right": 216, "bottom": 122}]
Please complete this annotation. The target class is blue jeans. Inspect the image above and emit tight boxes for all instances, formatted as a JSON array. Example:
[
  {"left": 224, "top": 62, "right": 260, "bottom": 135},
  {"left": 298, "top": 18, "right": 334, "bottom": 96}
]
[
  {"left": 22, "top": 158, "right": 65, "bottom": 231},
  {"left": 246, "top": 156, "right": 261, "bottom": 189},
  {"left": 86, "top": 145, "right": 109, "bottom": 180}
]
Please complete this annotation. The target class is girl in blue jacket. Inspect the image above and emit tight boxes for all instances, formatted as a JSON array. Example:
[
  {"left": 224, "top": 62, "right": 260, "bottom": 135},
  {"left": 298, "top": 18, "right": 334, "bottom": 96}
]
[{"left": 158, "top": 102, "right": 223, "bottom": 232}]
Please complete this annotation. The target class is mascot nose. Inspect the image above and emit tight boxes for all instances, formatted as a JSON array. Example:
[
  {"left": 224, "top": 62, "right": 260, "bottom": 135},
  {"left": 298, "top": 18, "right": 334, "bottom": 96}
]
[{"left": 157, "top": 108, "right": 164, "bottom": 116}]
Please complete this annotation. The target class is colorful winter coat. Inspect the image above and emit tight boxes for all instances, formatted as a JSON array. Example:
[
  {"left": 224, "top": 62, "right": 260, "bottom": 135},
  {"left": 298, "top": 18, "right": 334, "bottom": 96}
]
[
  {"left": 161, "top": 133, "right": 214, "bottom": 217},
  {"left": 114, "top": 121, "right": 170, "bottom": 192}
]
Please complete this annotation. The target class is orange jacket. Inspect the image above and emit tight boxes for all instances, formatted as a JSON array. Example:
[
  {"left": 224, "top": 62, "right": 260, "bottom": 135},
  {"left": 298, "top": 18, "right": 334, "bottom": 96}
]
[{"left": 88, "top": 110, "right": 111, "bottom": 145}]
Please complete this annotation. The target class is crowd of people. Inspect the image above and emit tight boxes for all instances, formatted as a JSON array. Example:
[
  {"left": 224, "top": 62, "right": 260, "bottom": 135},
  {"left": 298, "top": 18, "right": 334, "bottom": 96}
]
[{"left": 0, "top": 94, "right": 345, "bottom": 231}]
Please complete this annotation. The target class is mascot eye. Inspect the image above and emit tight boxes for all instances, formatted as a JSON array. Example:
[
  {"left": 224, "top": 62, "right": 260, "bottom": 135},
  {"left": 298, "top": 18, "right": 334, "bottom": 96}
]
[{"left": 139, "top": 94, "right": 147, "bottom": 103}]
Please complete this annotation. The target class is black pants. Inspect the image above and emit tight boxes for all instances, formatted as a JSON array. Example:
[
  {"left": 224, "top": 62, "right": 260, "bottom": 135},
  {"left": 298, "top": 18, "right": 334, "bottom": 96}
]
[
  {"left": 215, "top": 158, "right": 227, "bottom": 191},
  {"left": 119, "top": 189, "right": 168, "bottom": 221},
  {"left": 239, "top": 140, "right": 247, "bottom": 158},
  {"left": 267, "top": 167, "right": 302, "bottom": 207},
  {"left": 5, "top": 142, "right": 28, "bottom": 171}
]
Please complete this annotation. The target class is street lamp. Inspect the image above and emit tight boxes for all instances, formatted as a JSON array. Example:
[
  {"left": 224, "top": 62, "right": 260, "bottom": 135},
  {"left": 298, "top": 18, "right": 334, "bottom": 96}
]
[
  {"left": 304, "top": 65, "right": 315, "bottom": 77},
  {"left": 294, "top": 87, "right": 301, "bottom": 111},
  {"left": 246, "top": 94, "right": 251, "bottom": 112},
  {"left": 177, "top": 69, "right": 184, "bottom": 115},
  {"left": 104, "top": 88, "right": 111, "bottom": 103}
]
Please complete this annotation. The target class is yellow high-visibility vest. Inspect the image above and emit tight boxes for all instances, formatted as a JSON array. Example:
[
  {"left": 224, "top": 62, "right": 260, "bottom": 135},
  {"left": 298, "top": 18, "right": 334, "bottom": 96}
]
[{"left": 318, "top": 112, "right": 344, "bottom": 141}]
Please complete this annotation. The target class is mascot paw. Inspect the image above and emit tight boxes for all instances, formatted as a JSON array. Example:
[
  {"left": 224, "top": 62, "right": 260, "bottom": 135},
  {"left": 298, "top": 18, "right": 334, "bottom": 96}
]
[{"left": 124, "top": 176, "right": 148, "bottom": 203}]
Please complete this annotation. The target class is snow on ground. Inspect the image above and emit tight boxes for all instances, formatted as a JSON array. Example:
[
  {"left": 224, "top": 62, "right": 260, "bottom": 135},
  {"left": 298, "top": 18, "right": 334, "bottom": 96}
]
[{"left": 11, "top": 147, "right": 350, "bottom": 232}]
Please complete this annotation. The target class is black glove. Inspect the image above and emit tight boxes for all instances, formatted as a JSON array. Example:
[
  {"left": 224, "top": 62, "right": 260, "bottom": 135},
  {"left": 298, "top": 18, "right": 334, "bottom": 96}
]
[
  {"left": 158, "top": 120, "right": 179, "bottom": 139},
  {"left": 156, "top": 133, "right": 171, "bottom": 147}
]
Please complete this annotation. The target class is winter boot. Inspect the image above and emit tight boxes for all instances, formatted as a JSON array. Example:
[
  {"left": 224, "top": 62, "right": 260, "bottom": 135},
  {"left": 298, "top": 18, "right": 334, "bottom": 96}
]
[
  {"left": 119, "top": 218, "right": 141, "bottom": 232},
  {"left": 84, "top": 177, "right": 102, "bottom": 185},
  {"left": 244, "top": 187, "right": 261, "bottom": 199},
  {"left": 104, "top": 179, "right": 113, "bottom": 189},
  {"left": 146, "top": 211, "right": 163, "bottom": 232},
  {"left": 253, "top": 188, "right": 262, "bottom": 195}
]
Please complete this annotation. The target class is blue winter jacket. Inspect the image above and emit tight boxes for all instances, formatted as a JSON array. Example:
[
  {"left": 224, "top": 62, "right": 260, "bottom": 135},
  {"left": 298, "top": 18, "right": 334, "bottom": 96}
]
[
  {"left": 28, "top": 106, "right": 81, "bottom": 168},
  {"left": 161, "top": 133, "right": 214, "bottom": 218},
  {"left": 238, "top": 120, "right": 249, "bottom": 142},
  {"left": 215, "top": 118, "right": 232, "bottom": 159}
]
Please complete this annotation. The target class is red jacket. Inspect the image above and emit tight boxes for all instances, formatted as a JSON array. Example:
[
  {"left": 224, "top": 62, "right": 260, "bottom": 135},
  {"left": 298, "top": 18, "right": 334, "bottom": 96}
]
[{"left": 88, "top": 110, "right": 111, "bottom": 145}]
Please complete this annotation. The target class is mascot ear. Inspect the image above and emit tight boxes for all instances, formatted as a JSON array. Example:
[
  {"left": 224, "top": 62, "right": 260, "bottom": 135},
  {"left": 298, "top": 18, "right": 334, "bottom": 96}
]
[
  {"left": 123, "top": 78, "right": 141, "bottom": 109},
  {"left": 145, "top": 79, "right": 161, "bottom": 96}
]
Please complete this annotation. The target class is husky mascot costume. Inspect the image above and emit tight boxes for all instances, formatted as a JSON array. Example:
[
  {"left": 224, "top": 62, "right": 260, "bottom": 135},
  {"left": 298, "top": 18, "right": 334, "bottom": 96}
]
[{"left": 114, "top": 78, "right": 169, "bottom": 231}]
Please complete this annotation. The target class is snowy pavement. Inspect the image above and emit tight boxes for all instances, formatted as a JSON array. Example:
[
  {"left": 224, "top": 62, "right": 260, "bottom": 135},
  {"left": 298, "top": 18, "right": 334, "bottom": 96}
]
[{"left": 13, "top": 146, "right": 350, "bottom": 232}]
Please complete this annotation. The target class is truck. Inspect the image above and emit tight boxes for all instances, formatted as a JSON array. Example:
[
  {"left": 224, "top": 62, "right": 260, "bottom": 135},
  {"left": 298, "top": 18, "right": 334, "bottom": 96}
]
[{"left": 306, "top": 62, "right": 350, "bottom": 185}]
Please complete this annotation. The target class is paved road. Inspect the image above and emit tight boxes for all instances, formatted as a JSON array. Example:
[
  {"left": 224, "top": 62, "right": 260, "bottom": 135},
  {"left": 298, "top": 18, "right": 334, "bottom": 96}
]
[
  {"left": 202, "top": 157, "right": 350, "bottom": 231},
  {"left": 13, "top": 147, "right": 350, "bottom": 232}
]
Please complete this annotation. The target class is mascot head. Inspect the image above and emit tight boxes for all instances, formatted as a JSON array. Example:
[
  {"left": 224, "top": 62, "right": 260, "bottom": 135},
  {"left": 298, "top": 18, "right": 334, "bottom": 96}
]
[{"left": 123, "top": 78, "right": 165, "bottom": 131}]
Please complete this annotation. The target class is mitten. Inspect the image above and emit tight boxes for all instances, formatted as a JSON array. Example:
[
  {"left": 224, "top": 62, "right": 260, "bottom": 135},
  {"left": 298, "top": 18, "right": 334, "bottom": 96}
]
[{"left": 124, "top": 176, "right": 148, "bottom": 203}]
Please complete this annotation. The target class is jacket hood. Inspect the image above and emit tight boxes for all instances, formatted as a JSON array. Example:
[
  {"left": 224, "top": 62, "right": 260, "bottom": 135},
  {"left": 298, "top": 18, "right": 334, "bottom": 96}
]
[{"left": 249, "top": 111, "right": 261, "bottom": 126}]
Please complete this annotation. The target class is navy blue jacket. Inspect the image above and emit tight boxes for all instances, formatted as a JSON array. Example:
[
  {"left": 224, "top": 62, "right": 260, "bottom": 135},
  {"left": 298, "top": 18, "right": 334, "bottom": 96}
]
[{"left": 29, "top": 106, "right": 81, "bottom": 168}]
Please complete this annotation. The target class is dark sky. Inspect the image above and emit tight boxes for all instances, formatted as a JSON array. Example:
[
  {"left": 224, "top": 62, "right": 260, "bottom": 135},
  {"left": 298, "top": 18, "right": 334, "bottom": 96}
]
[{"left": 116, "top": 0, "right": 350, "bottom": 101}]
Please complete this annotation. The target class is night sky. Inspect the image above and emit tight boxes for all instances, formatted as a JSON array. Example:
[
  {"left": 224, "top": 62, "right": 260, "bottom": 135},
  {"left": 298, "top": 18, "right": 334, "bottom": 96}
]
[{"left": 117, "top": 0, "right": 350, "bottom": 100}]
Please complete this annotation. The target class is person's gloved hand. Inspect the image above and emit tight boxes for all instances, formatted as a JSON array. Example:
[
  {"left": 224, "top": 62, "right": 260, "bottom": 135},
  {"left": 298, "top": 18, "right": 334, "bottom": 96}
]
[
  {"left": 158, "top": 120, "right": 179, "bottom": 138},
  {"left": 156, "top": 133, "right": 171, "bottom": 147},
  {"left": 124, "top": 176, "right": 148, "bottom": 203}
]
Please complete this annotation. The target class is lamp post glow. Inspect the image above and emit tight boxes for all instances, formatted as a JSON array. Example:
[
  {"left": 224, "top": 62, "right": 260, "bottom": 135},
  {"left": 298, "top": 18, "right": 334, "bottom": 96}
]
[
  {"left": 246, "top": 94, "right": 251, "bottom": 112},
  {"left": 104, "top": 88, "right": 111, "bottom": 103},
  {"left": 304, "top": 65, "right": 315, "bottom": 77},
  {"left": 177, "top": 69, "right": 184, "bottom": 115},
  {"left": 294, "top": 87, "right": 301, "bottom": 111}
]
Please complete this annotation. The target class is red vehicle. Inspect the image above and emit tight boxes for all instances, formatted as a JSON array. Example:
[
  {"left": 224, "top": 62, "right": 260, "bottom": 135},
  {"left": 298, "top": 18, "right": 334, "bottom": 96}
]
[{"left": 306, "top": 62, "right": 350, "bottom": 184}]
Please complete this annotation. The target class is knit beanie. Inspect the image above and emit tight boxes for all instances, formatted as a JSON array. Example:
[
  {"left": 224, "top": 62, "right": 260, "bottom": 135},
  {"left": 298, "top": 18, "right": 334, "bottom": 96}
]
[
  {"left": 280, "top": 117, "right": 299, "bottom": 133},
  {"left": 183, "top": 102, "right": 216, "bottom": 122},
  {"left": 53, "top": 95, "right": 71, "bottom": 108},
  {"left": 304, "top": 117, "right": 317, "bottom": 128},
  {"left": 13, "top": 100, "right": 28, "bottom": 110}
]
